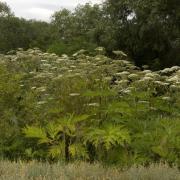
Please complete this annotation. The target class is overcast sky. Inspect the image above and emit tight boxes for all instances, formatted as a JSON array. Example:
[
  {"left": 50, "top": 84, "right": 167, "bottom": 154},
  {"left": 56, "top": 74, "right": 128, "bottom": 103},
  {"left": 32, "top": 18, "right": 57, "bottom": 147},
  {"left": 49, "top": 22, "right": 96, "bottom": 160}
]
[{"left": 2, "top": 0, "right": 102, "bottom": 21}]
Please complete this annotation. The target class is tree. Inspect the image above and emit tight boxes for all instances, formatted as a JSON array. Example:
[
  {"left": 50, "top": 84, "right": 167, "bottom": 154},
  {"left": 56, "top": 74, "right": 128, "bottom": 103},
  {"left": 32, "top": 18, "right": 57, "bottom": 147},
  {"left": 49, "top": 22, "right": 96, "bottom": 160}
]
[
  {"left": 103, "top": 0, "right": 180, "bottom": 68},
  {"left": 50, "top": 4, "right": 104, "bottom": 55},
  {"left": 0, "top": 1, "right": 13, "bottom": 17},
  {"left": 0, "top": 16, "right": 53, "bottom": 53},
  {"left": 51, "top": 9, "right": 74, "bottom": 42}
]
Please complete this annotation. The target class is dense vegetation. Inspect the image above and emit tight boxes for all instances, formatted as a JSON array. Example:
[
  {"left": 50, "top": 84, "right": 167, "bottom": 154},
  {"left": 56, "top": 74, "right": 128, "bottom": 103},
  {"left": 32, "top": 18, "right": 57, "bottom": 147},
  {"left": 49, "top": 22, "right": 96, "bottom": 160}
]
[
  {"left": 0, "top": 1, "right": 179, "bottom": 177},
  {"left": 0, "top": 48, "right": 179, "bottom": 167},
  {"left": 0, "top": 0, "right": 180, "bottom": 69}
]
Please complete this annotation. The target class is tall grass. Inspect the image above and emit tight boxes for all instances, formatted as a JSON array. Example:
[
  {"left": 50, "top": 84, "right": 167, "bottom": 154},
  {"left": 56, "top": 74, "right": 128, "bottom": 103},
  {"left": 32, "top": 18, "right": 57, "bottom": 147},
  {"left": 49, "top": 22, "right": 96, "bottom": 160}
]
[{"left": 0, "top": 161, "right": 179, "bottom": 180}]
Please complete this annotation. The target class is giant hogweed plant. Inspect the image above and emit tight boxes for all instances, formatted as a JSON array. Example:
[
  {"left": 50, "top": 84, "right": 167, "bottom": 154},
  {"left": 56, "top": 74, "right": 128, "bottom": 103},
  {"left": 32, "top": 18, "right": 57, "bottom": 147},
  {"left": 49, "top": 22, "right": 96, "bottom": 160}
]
[
  {"left": 0, "top": 48, "right": 179, "bottom": 166},
  {"left": 23, "top": 77, "right": 131, "bottom": 162},
  {"left": 23, "top": 114, "right": 90, "bottom": 161}
]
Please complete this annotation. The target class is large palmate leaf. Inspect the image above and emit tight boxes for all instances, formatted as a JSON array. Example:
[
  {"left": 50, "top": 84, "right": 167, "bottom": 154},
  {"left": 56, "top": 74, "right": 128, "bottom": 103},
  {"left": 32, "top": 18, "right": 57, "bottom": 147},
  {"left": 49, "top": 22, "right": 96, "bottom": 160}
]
[
  {"left": 46, "top": 122, "right": 63, "bottom": 140},
  {"left": 57, "top": 114, "right": 90, "bottom": 136},
  {"left": 84, "top": 125, "right": 131, "bottom": 150},
  {"left": 48, "top": 142, "right": 65, "bottom": 158},
  {"left": 71, "top": 114, "right": 90, "bottom": 123},
  {"left": 69, "top": 143, "right": 89, "bottom": 159},
  {"left": 22, "top": 126, "right": 49, "bottom": 144}
]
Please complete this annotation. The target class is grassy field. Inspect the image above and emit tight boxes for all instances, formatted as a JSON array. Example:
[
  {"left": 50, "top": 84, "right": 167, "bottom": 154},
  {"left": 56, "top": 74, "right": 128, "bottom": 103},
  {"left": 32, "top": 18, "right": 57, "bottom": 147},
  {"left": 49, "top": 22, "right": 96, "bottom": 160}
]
[{"left": 0, "top": 161, "right": 179, "bottom": 180}]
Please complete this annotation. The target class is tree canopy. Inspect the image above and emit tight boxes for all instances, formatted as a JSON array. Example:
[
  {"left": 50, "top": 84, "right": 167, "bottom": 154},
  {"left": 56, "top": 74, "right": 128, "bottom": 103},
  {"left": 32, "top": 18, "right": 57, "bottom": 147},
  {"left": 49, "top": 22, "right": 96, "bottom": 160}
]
[
  {"left": 0, "top": 1, "right": 12, "bottom": 17},
  {"left": 0, "top": 0, "right": 179, "bottom": 69}
]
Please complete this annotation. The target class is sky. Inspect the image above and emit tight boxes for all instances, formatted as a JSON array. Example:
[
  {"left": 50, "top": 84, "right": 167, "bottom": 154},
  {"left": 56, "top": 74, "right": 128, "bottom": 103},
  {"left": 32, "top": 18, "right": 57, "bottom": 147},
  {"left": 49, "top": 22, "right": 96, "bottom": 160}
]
[{"left": 2, "top": 0, "right": 102, "bottom": 21}]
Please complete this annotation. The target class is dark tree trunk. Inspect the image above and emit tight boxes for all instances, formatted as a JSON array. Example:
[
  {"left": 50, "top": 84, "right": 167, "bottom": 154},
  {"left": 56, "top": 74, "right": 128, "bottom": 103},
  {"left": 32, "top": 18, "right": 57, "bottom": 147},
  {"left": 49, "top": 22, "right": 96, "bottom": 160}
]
[
  {"left": 87, "top": 143, "right": 96, "bottom": 163},
  {"left": 65, "top": 135, "right": 70, "bottom": 162}
]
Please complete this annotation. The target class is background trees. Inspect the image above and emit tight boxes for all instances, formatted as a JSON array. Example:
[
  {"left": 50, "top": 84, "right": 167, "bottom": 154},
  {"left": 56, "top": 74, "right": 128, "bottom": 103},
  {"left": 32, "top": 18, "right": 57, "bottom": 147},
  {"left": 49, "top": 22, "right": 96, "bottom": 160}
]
[
  {"left": 102, "top": 0, "right": 180, "bottom": 68},
  {"left": 0, "top": 1, "right": 12, "bottom": 17},
  {"left": 0, "top": 0, "right": 179, "bottom": 69},
  {"left": 0, "top": 16, "right": 52, "bottom": 53},
  {"left": 0, "top": 1, "right": 52, "bottom": 54}
]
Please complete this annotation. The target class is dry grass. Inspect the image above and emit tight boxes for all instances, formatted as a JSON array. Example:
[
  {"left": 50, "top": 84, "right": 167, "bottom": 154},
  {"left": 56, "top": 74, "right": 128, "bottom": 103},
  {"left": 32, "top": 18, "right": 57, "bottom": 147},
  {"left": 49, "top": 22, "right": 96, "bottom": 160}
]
[{"left": 0, "top": 161, "right": 179, "bottom": 180}]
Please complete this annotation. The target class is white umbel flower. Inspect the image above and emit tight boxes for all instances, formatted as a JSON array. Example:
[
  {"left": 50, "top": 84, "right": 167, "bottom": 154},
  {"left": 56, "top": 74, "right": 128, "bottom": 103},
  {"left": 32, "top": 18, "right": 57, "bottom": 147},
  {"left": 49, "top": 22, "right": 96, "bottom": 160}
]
[
  {"left": 69, "top": 93, "right": 80, "bottom": 97},
  {"left": 162, "top": 97, "right": 171, "bottom": 101},
  {"left": 128, "top": 74, "right": 139, "bottom": 80},
  {"left": 87, "top": 103, "right": 100, "bottom": 107},
  {"left": 167, "top": 75, "right": 179, "bottom": 83}
]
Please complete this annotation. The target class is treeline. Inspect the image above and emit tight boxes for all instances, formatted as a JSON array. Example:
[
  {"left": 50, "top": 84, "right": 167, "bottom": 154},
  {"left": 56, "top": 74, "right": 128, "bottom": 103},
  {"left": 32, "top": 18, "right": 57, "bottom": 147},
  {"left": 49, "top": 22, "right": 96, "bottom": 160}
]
[{"left": 0, "top": 0, "right": 180, "bottom": 69}]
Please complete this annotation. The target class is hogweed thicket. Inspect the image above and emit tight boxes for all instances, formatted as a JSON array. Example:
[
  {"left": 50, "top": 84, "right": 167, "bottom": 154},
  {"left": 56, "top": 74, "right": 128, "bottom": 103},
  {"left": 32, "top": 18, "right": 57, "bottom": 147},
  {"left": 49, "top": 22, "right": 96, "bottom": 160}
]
[{"left": 0, "top": 48, "right": 179, "bottom": 166}]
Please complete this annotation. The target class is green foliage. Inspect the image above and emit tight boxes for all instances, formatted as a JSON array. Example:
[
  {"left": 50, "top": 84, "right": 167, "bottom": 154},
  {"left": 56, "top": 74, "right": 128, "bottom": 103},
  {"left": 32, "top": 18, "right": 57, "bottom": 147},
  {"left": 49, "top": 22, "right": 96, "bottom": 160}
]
[
  {"left": 48, "top": 41, "right": 68, "bottom": 56},
  {"left": 84, "top": 125, "right": 130, "bottom": 150},
  {"left": 23, "top": 126, "right": 49, "bottom": 144},
  {"left": 104, "top": 0, "right": 180, "bottom": 68},
  {"left": 0, "top": 16, "right": 52, "bottom": 53},
  {"left": 0, "top": 0, "right": 179, "bottom": 168},
  {"left": 23, "top": 114, "right": 90, "bottom": 161},
  {"left": 48, "top": 37, "right": 97, "bottom": 56},
  {"left": 0, "top": 1, "right": 12, "bottom": 17},
  {"left": 0, "top": 1, "right": 179, "bottom": 68},
  {"left": 0, "top": 48, "right": 179, "bottom": 167}
]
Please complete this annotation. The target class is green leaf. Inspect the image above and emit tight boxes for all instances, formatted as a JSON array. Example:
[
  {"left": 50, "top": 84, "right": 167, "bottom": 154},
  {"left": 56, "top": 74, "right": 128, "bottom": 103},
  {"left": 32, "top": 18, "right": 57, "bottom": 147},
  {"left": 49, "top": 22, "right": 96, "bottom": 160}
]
[
  {"left": 46, "top": 123, "right": 63, "bottom": 140},
  {"left": 69, "top": 143, "right": 89, "bottom": 159},
  {"left": 48, "top": 142, "right": 65, "bottom": 159},
  {"left": 85, "top": 125, "right": 131, "bottom": 150},
  {"left": 152, "top": 146, "right": 168, "bottom": 157},
  {"left": 83, "top": 89, "right": 116, "bottom": 97},
  {"left": 22, "top": 126, "right": 49, "bottom": 144}
]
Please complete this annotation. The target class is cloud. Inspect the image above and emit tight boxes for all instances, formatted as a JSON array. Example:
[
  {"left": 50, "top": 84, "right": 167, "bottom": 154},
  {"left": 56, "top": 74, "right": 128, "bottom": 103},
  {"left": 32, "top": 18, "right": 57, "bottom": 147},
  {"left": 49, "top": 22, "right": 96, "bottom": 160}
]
[
  {"left": 2, "top": 0, "right": 103, "bottom": 21},
  {"left": 25, "top": 8, "right": 54, "bottom": 21}
]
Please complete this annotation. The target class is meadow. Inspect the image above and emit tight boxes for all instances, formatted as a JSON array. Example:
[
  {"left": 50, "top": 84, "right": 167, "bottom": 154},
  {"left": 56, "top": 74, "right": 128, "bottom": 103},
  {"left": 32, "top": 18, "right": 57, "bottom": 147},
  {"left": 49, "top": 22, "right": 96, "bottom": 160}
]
[{"left": 0, "top": 161, "right": 179, "bottom": 180}]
